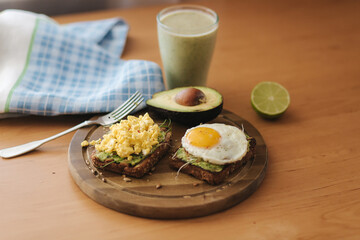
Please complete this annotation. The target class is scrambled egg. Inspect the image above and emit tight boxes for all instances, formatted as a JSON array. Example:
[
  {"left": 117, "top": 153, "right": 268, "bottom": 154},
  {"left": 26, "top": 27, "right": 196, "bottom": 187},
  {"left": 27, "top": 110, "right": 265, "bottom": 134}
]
[
  {"left": 94, "top": 113, "right": 160, "bottom": 160},
  {"left": 81, "top": 140, "right": 89, "bottom": 147}
]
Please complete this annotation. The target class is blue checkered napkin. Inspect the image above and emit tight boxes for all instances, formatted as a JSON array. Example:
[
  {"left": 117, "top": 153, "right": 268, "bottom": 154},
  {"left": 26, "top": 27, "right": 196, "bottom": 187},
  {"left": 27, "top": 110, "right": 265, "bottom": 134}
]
[
  {"left": 7, "top": 15, "right": 164, "bottom": 116},
  {"left": 63, "top": 18, "right": 128, "bottom": 56}
]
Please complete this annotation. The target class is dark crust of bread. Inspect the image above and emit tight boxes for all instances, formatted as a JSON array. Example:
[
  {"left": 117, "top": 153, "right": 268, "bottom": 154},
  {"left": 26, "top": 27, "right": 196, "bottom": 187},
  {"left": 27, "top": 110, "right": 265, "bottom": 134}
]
[
  {"left": 169, "top": 137, "right": 256, "bottom": 185},
  {"left": 91, "top": 130, "right": 171, "bottom": 178}
]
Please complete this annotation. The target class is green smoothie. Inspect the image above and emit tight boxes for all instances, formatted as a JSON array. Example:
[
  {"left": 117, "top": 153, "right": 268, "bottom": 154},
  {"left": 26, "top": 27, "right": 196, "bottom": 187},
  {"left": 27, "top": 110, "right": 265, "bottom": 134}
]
[{"left": 157, "top": 6, "right": 218, "bottom": 89}]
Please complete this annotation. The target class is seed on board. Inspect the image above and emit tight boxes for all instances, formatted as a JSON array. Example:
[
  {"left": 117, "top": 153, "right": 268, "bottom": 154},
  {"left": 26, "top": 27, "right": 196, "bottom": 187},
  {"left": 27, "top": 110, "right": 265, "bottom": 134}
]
[
  {"left": 123, "top": 177, "right": 132, "bottom": 182},
  {"left": 156, "top": 184, "right": 162, "bottom": 189},
  {"left": 193, "top": 183, "right": 199, "bottom": 187}
]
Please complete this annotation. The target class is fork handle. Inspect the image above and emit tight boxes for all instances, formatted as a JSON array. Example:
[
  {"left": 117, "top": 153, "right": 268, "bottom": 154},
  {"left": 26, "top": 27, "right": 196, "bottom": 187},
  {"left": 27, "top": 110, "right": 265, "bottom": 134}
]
[{"left": 0, "top": 120, "right": 95, "bottom": 159}]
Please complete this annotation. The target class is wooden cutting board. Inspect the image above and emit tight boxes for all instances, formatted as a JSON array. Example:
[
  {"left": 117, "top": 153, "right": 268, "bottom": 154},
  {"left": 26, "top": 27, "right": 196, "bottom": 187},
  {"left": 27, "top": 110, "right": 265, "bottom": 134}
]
[{"left": 68, "top": 109, "right": 267, "bottom": 219}]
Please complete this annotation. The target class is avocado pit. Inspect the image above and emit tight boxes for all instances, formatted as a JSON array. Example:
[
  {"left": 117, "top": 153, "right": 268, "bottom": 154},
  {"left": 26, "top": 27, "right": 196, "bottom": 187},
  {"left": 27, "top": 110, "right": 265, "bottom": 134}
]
[{"left": 175, "top": 88, "right": 206, "bottom": 106}]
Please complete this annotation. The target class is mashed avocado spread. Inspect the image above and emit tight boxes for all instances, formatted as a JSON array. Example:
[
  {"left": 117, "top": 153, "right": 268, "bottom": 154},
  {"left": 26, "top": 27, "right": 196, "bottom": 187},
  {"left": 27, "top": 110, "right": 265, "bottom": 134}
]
[{"left": 175, "top": 148, "right": 224, "bottom": 172}]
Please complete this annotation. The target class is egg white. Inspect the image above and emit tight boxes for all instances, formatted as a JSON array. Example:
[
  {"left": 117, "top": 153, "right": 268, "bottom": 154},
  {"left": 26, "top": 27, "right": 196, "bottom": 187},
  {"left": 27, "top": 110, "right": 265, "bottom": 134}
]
[{"left": 181, "top": 123, "right": 249, "bottom": 165}]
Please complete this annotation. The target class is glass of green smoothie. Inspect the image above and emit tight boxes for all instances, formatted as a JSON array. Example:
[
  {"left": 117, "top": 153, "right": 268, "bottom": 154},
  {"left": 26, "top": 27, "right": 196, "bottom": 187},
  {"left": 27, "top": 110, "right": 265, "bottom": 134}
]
[{"left": 157, "top": 5, "right": 219, "bottom": 89}]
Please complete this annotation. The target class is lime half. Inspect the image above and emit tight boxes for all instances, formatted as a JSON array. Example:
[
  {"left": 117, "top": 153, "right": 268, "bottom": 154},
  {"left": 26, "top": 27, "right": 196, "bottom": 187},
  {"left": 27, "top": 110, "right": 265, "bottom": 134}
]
[{"left": 251, "top": 82, "right": 290, "bottom": 119}]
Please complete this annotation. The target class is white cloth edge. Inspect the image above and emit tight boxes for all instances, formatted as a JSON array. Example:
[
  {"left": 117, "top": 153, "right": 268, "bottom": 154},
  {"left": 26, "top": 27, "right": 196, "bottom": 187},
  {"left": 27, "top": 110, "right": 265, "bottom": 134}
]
[{"left": 0, "top": 10, "right": 40, "bottom": 112}]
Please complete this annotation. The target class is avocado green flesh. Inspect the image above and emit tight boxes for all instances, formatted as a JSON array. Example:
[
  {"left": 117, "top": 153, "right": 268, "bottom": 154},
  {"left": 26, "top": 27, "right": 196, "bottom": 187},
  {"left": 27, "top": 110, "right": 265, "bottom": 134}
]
[
  {"left": 175, "top": 148, "right": 224, "bottom": 172},
  {"left": 96, "top": 151, "right": 145, "bottom": 166},
  {"left": 146, "top": 86, "right": 223, "bottom": 112},
  {"left": 96, "top": 130, "right": 167, "bottom": 167}
]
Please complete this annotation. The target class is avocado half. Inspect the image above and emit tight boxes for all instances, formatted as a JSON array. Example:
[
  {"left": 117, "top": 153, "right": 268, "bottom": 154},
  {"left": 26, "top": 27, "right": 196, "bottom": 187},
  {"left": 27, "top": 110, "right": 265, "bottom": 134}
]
[{"left": 146, "top": 86, "right": 223, "bottom": 126}]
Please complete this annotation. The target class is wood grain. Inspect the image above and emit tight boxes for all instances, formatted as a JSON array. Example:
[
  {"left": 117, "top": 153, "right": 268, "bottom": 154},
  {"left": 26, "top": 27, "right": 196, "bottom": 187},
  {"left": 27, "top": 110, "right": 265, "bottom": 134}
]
[
  {"left": 1, "top": 0, "right": 360, "bottom": 239},
  {"left": 68, "top": 110, "right": 267, "bottom": 219}
]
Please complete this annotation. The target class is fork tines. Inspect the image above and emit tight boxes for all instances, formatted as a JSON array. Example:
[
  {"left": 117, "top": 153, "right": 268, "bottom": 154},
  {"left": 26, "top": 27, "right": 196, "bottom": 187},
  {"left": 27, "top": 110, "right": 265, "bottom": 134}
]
[{"left": 111, "top": 91, "right": 144, "bottom": 120}]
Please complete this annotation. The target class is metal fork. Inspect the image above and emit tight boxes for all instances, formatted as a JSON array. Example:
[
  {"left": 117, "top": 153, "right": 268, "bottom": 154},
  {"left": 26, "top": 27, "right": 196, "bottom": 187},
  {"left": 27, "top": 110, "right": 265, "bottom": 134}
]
[{"left": 0, "top": 91, "right": 144, "bottom": 159}]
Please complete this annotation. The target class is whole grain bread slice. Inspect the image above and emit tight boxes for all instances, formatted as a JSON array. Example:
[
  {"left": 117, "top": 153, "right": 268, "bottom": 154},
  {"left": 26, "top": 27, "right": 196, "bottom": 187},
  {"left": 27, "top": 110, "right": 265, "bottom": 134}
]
[
  {"left": 169, "top": 137, "right": 256, "bottom": 185},
  {"left": 92, "top": 130, "right": 171, "bottom": 178}
]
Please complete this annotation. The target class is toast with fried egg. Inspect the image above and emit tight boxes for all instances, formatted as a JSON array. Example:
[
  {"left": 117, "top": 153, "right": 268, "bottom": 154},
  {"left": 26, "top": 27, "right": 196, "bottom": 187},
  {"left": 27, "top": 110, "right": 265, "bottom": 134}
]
[{"left": 170, "top": 123, "right": 256, "bottom": 185}]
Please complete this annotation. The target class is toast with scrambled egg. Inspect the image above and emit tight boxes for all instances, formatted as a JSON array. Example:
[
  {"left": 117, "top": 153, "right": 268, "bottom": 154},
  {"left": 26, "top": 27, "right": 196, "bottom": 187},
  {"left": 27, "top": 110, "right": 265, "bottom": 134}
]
[{"left": 91, "top": 113, "right": 171, "bottom": 178}]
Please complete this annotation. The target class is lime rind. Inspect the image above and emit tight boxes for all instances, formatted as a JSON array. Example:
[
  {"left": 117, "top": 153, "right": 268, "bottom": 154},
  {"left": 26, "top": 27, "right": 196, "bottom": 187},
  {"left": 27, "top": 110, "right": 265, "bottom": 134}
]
[{"left": 251, "top": 81, "right": 290, "bottom": 118}]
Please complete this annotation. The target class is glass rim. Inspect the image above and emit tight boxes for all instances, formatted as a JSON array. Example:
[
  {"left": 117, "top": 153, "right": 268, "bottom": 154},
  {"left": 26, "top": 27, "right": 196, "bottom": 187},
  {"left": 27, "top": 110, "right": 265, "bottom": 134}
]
[{"left": 156, "top": 5, "right": 219, "bottom": 34}]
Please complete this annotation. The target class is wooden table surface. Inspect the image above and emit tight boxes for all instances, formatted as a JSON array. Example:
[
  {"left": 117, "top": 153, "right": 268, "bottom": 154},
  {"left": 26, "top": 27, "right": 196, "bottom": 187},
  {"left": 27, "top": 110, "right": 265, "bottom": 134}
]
[{"left": 1, "top": 0, "right": 360, "bottom": 239}]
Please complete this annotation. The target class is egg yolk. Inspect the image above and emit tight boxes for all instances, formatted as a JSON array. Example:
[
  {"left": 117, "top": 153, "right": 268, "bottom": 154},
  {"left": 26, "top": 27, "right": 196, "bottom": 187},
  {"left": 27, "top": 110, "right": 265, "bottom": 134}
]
[{"left": 186, "top": 127, "right": 221, "bottom": 148}]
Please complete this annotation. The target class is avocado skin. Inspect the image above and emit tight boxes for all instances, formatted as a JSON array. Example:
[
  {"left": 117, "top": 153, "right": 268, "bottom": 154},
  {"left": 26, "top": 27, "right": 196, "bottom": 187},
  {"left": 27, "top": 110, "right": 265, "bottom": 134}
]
[
  {"left": 147, "top": 102, "right": 223, "bottom": 126},
  {"left": 146, "top": 86, "right": 223, "bottom": 126}
]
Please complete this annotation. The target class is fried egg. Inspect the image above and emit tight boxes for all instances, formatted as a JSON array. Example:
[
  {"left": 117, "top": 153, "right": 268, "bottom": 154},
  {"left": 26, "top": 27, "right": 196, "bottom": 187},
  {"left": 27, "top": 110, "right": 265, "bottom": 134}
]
[{"left": 181, "top": 123, "right": 248, "bottom": 165}]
